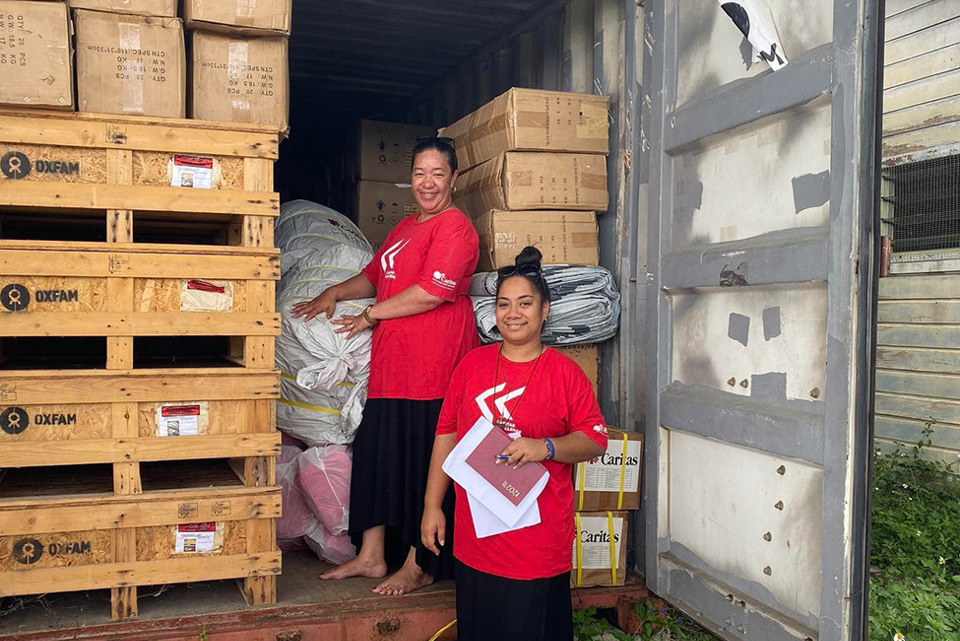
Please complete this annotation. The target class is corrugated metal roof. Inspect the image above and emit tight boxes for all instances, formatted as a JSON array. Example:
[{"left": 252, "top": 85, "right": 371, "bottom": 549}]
[{"left": 289, "top": 0, "right": 550, "bottom": 131}]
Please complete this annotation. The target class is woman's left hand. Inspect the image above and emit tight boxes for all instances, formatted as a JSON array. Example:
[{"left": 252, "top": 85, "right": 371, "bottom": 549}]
[
  {"left": 331, "top": 313, "right": 373, "bottom": 340},
  {"left": 496, "top": 437, "right": 550, "bottom": 469}
]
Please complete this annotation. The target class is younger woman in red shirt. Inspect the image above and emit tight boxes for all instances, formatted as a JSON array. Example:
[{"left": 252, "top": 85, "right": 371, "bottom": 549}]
[{"left": 422, "top": 247, "right": 608, "bottom": 641}]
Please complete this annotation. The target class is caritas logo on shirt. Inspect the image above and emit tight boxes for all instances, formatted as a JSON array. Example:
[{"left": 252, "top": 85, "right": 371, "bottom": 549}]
[
  {"left": 431, "top": 270, "right": 457, "bottom": 291},
  {"left": 380, "top": 239, "right": 409, "bottom": 280},
  {"left": 476, "top": 383, "right": 526, "bottom": 435}
]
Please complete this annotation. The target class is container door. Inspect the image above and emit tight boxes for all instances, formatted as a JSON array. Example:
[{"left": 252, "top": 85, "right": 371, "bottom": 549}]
[{"left": 643, "top": 0, "right": 881, "bottom": 640}]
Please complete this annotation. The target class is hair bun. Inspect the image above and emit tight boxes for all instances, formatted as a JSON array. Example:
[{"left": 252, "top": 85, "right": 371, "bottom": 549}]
[{"left": 515, "top": 246, "right": 542, "bottom": 269}]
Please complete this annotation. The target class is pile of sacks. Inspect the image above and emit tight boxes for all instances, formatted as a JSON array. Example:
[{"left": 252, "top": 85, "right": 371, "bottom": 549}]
[
  {"left": 275, "top": 200, "right": 375, "bottom": 559},
  {"left": 470, "top": 265, "right": 621, "bottom": 345}
]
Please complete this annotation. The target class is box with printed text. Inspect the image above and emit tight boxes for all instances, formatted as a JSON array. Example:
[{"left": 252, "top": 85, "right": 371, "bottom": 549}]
[
  {"left": 571, "top": 510, "right": 628, "bottom": 588},
  {"left": 354, "top": 180, "right": 418, "bottom": 251},
  {"left": 474, "top": 210, "right": 598, "bottom": 271},
  {"left": 574, "top": 429, "right": 643, "bottom": 511},
  {"left": 0, "top": 1, "right": 74, "bottom": 109},
  {"left": 73, "top": 9, "right": 185, "bottom": 117}
]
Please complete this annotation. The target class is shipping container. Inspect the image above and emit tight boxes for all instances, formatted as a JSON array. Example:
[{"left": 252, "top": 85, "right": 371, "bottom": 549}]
[{"left": 0, "top": 0, "right": 888, "bottom": 640}]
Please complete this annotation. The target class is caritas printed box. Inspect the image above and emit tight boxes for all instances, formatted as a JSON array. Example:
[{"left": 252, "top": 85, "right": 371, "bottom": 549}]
[
  {"left": 571, "top": 511, "right": 628, "bottom": 588},
  {"left": 73, "top": 9, "right": 185, "bottom": 117},
  {"left": 0, "top": 1, "right": 74, "bottom": 109},
  {"left": 574, "top": 429, "right": 643, "bottom": 511}
]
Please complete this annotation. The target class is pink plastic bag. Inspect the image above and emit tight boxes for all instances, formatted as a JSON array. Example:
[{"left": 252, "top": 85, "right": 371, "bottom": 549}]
[
  {"left": 304, "top": 522, "right": 356, "bottom": 566},
  {"left": 297, "top": 445, "right": 351, "bottom": 535},
  {"left": 277, "top": 456, "right": 316, "bottom": 540}
]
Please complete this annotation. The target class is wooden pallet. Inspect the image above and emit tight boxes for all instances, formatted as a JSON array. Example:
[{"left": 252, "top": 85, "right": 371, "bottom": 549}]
[
  {"left": 0, "top": 109, "right": 278, "bottom": 249},
  {"left": 0, "top": 241, "right": 280, "bottom": 369},
  {"left": 0, "top": 368, "right": 279, "bottom": 468},
  {"left": 0, "top": 462, "right": 281, "bottom": 619}
]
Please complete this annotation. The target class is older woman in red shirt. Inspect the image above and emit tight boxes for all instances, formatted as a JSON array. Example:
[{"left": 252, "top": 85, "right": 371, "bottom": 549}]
[{"left": 292, "top": 138, "right": 477, "bottom": 595}]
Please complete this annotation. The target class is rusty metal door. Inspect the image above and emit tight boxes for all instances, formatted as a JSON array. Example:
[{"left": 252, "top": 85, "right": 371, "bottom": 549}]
[{"left": 642, "top": 1, "right": 881, "bottom": 639}]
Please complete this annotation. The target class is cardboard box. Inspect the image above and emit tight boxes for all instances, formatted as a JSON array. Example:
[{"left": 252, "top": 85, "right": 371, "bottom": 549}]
[
  {"left": 456, "top": 152, "right": 608, "bottom": 218},
  {"left": 556, "top": 344, "right": 599, "bottom": 396},
  {"left": 574, "top": 429, "right": 643, "bottom": 511},
  {"left": 67, "top": 0, "right": 176, "bottom": 17},
  {"left": 355, "top": 180, "right": 418, "bottom": 251},
  {"left": 0, "top": 1, "right": 73, "bottom": 109},
  {"left": 571, "top": 511, "right": 628, "bottom": 588},
  {"left": 189, "top": 30, "right": 289, "bottom": 130},
  {"left": 74, "top": 9, "right": 185, "bottom": 117},
  {"left": 356, "top": 120, "right": 438, "bottom": 183},
  {"left": 474, "top": 210, "right": 598, "bottom": 271},
  {"left": 183, "top": 0, "right": 292, "bottom": 36},
  {"left": 441, "top": 88, "right": 610, "bottom": 171}
]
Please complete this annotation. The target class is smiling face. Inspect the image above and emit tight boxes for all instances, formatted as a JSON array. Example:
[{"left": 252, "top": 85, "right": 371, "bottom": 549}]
[
  {"left": 495, "top": 275, "right": 550, "bottom": 348},
  {"left": 411, "top": 149, "right": 457, "bottom": 216}
]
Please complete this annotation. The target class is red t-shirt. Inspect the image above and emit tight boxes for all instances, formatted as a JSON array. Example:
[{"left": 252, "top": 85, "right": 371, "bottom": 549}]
[
  {"left": 436, "top": 344, "right": 608, "bottom": 580},
  {"left": 361, "top": 209, "right": 479, "bottom": 400}
]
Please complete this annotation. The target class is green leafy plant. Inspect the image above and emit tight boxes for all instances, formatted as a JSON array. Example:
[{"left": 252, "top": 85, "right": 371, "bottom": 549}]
[
  {"left": 869, "top": 419, "right": 960, "bottom": 641},
  {"left": 573, "top": 600, "right": 719, "bottom": 641}
]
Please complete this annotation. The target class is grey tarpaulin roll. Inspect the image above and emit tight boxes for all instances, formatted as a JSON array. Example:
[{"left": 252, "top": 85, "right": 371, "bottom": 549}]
[{"left": 470, "top": 265, "right": 621, "bottom": 345}]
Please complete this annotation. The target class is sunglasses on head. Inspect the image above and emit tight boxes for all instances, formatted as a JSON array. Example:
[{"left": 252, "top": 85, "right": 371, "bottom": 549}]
[
  {"left": 497, "top": 264, "right": 542, "bottom": 279},
  {"left": 416, "top": 136, "right": 455, "bottom": 146}
]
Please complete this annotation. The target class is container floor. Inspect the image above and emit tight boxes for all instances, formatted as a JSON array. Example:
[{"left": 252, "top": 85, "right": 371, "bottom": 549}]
[{"left": 0, "top": 550, "right": 647, "bottom": 641}]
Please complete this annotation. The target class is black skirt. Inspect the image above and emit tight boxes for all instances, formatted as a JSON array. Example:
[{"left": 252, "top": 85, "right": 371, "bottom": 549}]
[
  {"left": 348, "top": 397, "right": 455, "bottom": 579},
  {"left": 455, "top": 560, "right": 574, "bottom": 641}
]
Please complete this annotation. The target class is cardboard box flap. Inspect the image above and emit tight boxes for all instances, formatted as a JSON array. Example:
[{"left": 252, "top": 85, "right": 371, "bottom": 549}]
[
  {"left": 183, "top": 0, "right": 292, "bottom": 35},
  {"left": 67, "top": 0, "right": 177, "bottom": 17}
]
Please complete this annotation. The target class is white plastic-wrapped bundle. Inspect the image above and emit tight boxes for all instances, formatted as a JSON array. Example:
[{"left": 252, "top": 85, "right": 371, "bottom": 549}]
[
  {"left": 471, "top": 265, "right": 621, "bottom": 345},
  {"left": 275, "top": 200, "right": 375, "bottom": 446}
]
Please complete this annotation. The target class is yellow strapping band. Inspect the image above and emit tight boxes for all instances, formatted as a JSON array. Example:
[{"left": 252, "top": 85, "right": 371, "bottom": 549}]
[
  {"left": 277, "top": 398, "right": 341, "bottom": 415},
  {"left": 607, "top": 511, "right": 617, "bottom": 585},
  {"left": 577, "top": 460, "right": 586, "bottom": 511},
  {"left": 428, "top": 619, "right": 457, "bottom": 641},
  {"left": 613, "top": 429, "right": 628, "bottom": 510},
  {"left": 575, "top": 512, "right": 583, "bottom": 587}
]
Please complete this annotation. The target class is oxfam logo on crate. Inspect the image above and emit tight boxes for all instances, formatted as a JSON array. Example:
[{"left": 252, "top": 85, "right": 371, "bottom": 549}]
[
  {"left": 0, "top": 407, "right": 29, "bottom": 435},
  {"left": 12, "top": 538, "right": 44, "bottom": 565},
  {"left": 1, "top": 151, "right": 31, "bottom": 179},
  {"left": 1, "top": 284, "right": 30, "bottom": 311}
]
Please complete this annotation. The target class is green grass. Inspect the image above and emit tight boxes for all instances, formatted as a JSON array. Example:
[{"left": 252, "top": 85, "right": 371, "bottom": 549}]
[{"left": 869, "top": 422, "right": 960, "bottom": 641}]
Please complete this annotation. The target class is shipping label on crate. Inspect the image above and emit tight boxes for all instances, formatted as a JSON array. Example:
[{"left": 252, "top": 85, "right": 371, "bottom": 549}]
[
  {"left": 155, "top": 401, "right": 208, "bottom": 437},
  {"left": 572, "top": 514, "right": 624, "bottom": 570},
  {"left": 180, "top": 279, "right": 234, "bottom": 312},
  {"left": 575, "top": 439, "right": 642, "bottom": 494},
  {"left": 173, "top": 522, "right": 222, "bottom": 554},
  {"left": 169, "top": 154, "right": 217, "bottom": 189}
]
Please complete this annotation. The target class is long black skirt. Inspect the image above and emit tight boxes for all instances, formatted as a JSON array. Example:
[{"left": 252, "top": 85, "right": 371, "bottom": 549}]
[
  {"left": 455, "top": 560, "right": 574, "bottom": 641},
  {"left": 348, "top": 397, "right": 455, "bottom": 579}
]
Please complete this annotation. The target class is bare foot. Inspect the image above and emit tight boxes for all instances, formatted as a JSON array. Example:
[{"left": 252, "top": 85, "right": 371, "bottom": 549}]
[
  {"left": 318, "top": 556, "right": 387, "bottom": 580},
  {"left": 372, "top": 565, "right": 434, "bottom": 596}
]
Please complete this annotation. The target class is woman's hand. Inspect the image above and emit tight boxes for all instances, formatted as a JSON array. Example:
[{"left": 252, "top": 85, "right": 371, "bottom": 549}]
[
  {"left": 497, "top": 437, "right": 550, "bottom": 469},
  {"left": 291, "top": 288, "right": 338, "bottom": 322},
  {"left": 331, "top": 313, "right": 373, "bottom": 339},
  {"left": 421, "top": 505, "right": 447, "bottom": 555}
]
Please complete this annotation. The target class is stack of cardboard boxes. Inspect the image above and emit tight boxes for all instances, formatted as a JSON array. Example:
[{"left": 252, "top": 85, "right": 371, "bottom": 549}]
[
  {"left": 0, "top": 0, "right": 289, "bottom": 131},
  {"left": 444, "top": 87, "right": 611, "bottom": 395},
  {"left": 570, "top": 429, "right": 643, "bottom": 587},
  {"left": 351, "top": 120, "right": 436, "bottom": 251}
]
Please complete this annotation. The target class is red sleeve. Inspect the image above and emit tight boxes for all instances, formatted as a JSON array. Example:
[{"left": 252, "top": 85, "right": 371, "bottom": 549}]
[
  {"left": 562, "top": 356, "right": 608, "bottom": 449},
  {"left": 418, "top": 213, "right": 479, "bottom": 302},
  {"left": 436, "top": 357, "right": 467, "bottom": 436}
]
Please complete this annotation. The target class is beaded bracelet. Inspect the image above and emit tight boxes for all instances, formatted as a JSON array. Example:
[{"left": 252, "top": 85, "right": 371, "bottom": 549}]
[{"left": 543, "top": 437, "right": 556, "bottom": 461}]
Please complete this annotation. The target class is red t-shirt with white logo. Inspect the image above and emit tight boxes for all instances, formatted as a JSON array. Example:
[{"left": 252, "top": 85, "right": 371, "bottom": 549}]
[
  {"left": 361, "top": 208, "right": 480, "bottom": 400},
  {"left": 436, "top": 344, "right": 608, "bottom": 580}
]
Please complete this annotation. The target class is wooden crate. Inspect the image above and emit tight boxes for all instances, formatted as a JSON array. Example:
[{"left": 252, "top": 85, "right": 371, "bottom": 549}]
[
  {"left": 0, "top": 109, "right": 278, "bottom": 249},
  {"left": 0, "top": 241, "right": 280, "bottom": 369},
  {"left": 0, "top": 462, "right": 281, "bottom": 619},
  {"left": 0, "top": 368, "right": 279, "bottom": 469}
]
